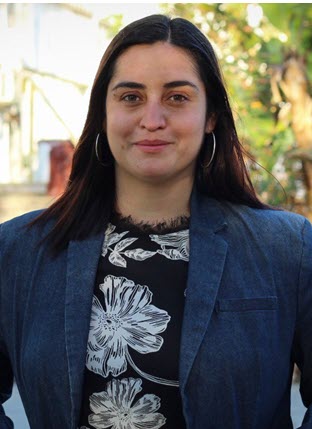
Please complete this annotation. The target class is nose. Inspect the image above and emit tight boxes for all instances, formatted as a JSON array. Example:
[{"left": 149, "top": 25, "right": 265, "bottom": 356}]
[{"left": 139, "top": 101, "right": 166, "bottom": 131}]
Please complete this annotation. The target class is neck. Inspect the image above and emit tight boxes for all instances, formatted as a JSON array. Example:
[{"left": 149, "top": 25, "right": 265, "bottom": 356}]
[{"left": 114, "top": 175, "right": 194, "bottom": 223}]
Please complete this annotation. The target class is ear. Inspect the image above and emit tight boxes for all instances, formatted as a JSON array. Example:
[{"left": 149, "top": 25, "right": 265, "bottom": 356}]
[{"left": 205, "top": 114, "right": 217, "bottom": 134}]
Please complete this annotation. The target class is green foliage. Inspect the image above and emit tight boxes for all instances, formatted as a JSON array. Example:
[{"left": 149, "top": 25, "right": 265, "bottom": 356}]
[{"left": 262, "top": 4, "right": 312, "bottom": 49}]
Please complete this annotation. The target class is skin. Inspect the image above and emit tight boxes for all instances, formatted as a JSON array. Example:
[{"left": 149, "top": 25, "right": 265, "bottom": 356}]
[{"left": 105, "top": 42, "right": 214, "bottom": 222}]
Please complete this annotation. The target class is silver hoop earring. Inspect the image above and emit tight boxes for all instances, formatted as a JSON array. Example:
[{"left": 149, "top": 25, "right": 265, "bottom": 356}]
[
  {"left": 95, "top": 133, "right": 113, "bottom": 167},
  {"left": 202, "top": 131, "right": 216, "bottom": 169},
  {"left": 95, "top": 133, "right": 101, "bottom": 162}
]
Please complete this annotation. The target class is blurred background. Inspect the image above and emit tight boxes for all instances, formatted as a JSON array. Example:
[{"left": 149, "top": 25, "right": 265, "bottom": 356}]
[{"left": 0, "top": 2, "right": 311, "bottom": 427}]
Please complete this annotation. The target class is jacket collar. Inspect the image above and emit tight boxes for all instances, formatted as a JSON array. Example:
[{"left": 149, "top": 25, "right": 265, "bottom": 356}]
[{"left": 179, "top": 190, "right": 228, "bottom": 393}]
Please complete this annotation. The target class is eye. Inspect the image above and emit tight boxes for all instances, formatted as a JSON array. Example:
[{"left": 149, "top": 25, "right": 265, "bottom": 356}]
[
  {"left": 121, "top": 94, "right": 140, "bottom": 103},
  {"left": 168, "top": 94, "right": 188, "bottom": 103}
]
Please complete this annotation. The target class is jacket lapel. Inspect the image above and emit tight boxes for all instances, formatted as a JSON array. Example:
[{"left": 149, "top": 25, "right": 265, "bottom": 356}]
[
  {"left": 63, "top": 193, "right": 228, "bottom": 424},
  {"left": 179, "top": 192, "right": 228, "bottom": 393},
  {"left": 65, "top": 232, "right": 104, "bottom": 428}
]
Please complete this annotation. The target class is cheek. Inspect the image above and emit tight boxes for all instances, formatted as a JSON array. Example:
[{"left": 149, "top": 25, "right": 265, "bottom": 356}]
[
  {"left": 178, "top": 116, "right": 206, "bottom": 158},
  {"left": 106, "top": 122, "right": 130, "bottom": 155},
  {"left": 177, "top": 114, "right": 207, "bottom": 150},
  {"left": 178, "top": 109, "right": 207, "bottom": 134},
  {"left": 107, "top": 113, "right": 135, "bottom": 141}
]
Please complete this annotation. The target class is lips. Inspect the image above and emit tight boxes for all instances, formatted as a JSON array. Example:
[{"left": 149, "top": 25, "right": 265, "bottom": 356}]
[{"left": 133, "top": 139, "right": 171, "bottom": 153}]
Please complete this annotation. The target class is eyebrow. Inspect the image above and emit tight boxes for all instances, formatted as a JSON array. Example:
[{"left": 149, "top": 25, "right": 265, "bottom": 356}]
[{"left": 112, "top": 80, "right": 199, "bottom": 91}]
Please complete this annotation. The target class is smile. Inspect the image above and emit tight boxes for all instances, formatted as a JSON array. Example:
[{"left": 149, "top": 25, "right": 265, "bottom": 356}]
[{"left": 133, "top": 140, "right": 171, "bottom": 153}]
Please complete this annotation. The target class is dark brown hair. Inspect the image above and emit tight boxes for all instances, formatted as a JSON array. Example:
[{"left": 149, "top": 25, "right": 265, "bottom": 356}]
[{"left": 32, "top": 14, "right": 266, "bottom": 251}]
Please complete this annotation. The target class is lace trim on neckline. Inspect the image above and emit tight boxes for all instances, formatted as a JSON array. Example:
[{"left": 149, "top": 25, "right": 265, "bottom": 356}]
[{"left": 110, "top": 213, "right": 190, "bottom": 234}]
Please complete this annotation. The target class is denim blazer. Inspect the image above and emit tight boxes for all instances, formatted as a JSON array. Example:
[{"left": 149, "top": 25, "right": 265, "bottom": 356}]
[{"left": 1, "top": 191, "right": 312, "bottom": 429}]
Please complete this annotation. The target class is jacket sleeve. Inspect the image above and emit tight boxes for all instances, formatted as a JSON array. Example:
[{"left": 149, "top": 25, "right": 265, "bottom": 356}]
[
  {"left": 0, "top": 222, "right": 14, "bottom": 428},
  {"left": 293, "top": 218, "right": 312, "bottom": 428},
  {"left": 0, "top": 336, "right": 14, "bottom": 429}
]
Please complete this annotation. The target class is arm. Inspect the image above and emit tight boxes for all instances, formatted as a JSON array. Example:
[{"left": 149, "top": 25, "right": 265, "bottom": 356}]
[{"left": 293, "top": 219, "right": 312, "bottom": 428}]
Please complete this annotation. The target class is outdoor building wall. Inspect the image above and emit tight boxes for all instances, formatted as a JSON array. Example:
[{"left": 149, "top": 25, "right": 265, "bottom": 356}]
[{"left": 0, "top": 3, "right": 103, "bottom": 185}]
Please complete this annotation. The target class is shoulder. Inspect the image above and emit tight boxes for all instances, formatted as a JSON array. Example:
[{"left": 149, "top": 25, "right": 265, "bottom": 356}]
[
  {"left": 193, "top": 193, "right": 311, "bottom": 245},
  {"left": 1, "top": 209, "right": 44, "bottom": 236},
  {"left": 1, "top": 209, "right": 44, "bottom": 228},
  {"left": 223, "top": 202, "right": 310, "bottom": 234},
  {"left": 218, "top": 201, "right": 312, "bottom": 260},
  {"left": 0, "top": 209, "right": 52, "bottom": 254}
]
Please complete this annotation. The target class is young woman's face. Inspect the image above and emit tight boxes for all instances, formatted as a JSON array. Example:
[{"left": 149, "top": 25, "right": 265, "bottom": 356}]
[{"left": 105, "top": 42, "right": 214, "bottom": 186}]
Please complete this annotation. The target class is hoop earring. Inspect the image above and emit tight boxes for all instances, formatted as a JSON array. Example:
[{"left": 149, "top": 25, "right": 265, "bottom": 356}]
[
  {"left": 95, "top": 133, "right": 101, "bottom": 161},
  {"left": 201, "top": 131, "right": 216, "bottom": 169},
  {"left": 95, "top": 133, "right": 113, "bottom": 167}
]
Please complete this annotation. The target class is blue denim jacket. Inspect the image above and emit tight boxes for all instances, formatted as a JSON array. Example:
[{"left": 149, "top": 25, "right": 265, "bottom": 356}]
[{"left": 1, "top": 191, "right": 312, "bottom": 428}]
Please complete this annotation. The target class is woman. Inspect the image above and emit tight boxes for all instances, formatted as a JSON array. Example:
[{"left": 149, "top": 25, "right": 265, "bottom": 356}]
[{"left": 1, "top": 14, "right": 311, "bottom": 429}]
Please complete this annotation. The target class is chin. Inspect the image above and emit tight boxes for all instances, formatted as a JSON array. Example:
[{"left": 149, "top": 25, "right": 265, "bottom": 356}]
[
  {"left": 136, "top": 170, "right": 172, "bottom": 183},
  {"left": 135, "top": 166, "right": 170, "bottom": 178}
]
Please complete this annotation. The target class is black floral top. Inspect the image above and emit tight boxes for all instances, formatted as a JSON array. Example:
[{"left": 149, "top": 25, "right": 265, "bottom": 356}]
[{"left": 78, "top": 215, "right": 189, "bottom": 429}]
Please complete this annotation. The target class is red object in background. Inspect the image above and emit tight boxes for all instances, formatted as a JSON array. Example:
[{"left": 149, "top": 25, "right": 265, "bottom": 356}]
[{"left": 47, "top": 140, "right": 74, "bottom": 197}]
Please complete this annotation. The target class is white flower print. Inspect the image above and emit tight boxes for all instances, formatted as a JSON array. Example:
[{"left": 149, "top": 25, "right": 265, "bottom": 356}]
[
  {"left": 150, "top": 229, "right": 189, "bottom": 261},
  {"left": 88, "top": 378, "right": 166, "bottom": 429},
  {"left": 86, "top": 275, "right": 170, "bottom": 378},
  {"left": 102, "top": 223, "right": 155, "bottom": 268}
]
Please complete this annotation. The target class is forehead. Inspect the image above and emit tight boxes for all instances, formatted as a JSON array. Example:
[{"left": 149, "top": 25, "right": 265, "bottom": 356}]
[{"left": 110, "top": 42, "right": 201, "bottom": 83}]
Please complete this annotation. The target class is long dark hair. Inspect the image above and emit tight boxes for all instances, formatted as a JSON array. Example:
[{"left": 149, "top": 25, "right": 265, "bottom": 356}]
[{"left": 31, "top": 14, "right": 266, "bottom": 251}]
